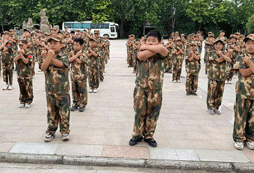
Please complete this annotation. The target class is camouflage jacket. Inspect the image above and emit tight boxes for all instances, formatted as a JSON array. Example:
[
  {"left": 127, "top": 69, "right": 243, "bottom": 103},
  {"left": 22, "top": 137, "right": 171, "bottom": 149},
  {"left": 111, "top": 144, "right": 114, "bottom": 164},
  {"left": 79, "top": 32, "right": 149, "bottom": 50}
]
[
  {"left": 87, "top": 47, "right": 99, "bottom": 68},
  {"left": 45, "top": 52, "right": 70, "bottom": 95},
  {"left": 16, "top": 49, "right": 33, "bottom": 78},
  {"left": 70, "top": 49, "right": 88, "bottom": 81},
  {"left": 135, "top": 53, "right": 166, "bottom": 90},
  {"left": 185, "top": 51, "right": 201, "bottom": 74},
  {"left": 205, "top": 39, "right": 214, "bottom": 52},
  {"left": 227, "top": 43, "right": 240, "bottom": 65},
  {"left": 172, "top": 45, "right": 184, "bottom": 62},
  {"left": 1, "top": 49, "right": 13, "bottom": 64},
  {"left": 233, "top": 53, "right": 254, "bottom": 100},
  {"left": 133, "top": 43, "right": 141, "bottom": 57},
  {"left": 207, "top": 50, "right": 227, "bottom": 81}
]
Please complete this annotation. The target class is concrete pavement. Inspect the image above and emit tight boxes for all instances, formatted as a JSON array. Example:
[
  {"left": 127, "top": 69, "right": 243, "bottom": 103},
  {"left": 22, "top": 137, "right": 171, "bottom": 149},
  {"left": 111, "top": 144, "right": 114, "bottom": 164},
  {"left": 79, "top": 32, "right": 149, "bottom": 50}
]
[{"left": 0, "top": 39, "right": 253, "bottom": 172}]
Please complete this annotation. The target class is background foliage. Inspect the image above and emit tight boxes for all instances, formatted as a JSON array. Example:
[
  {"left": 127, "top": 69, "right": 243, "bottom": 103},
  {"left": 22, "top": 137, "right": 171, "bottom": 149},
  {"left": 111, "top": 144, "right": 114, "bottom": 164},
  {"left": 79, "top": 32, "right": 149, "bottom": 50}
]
[{"left": 0, "top": 0, "right": 254, "bottom": 38}]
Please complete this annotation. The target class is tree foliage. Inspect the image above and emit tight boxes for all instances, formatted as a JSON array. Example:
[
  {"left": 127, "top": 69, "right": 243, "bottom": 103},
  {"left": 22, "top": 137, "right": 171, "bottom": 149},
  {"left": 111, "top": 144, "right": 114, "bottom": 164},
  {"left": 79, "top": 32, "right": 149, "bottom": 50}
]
[{"left": 246, "top": 15, "right": 254, "bottom": 34}]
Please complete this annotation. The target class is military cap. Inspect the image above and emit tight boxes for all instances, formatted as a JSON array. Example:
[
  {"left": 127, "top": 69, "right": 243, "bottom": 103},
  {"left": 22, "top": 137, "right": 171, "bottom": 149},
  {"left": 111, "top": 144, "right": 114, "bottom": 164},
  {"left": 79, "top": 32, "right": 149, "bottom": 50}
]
[
  {"left": 175, "top": 31, "right": 179, "bottom": 34},
  {"left": 89, "top": 38, "right": 96, "bottom": 42},
  {"left": 129, "top": 34, "right": 135, "bottom": 37},
  {"left": 36, "top": 30, "right": 43, "bottom": 33},
  {"left": 18, "top": 39, "right": 28, "bottom": 45},
  {"left": 58, "top": 30, "right": 64, "bottom": 34},
  {"left": 213, "top": 39, "right": 224, "bottom": 45},
  {"left": 103, "top": 35, "right": 109, "bottom": 39},
  {"left": 176, "top": 38, "right": 182, "bottom": 42},
  {"left": 229, "top": 34, "right": 236, "bottom": 39},
  {"left": 208, "top": 32, "right": 213, "bottom": 35},
  {"left": 45, "top": 32, "right": 51, "bottom": 36},
  {"left": 190, "top": 41, "right": 197, "bottom": 46},
  {"left": 244, "top": 34, "right": 254, "bottom": 42},
  {"left": 136, "top": 38, "right": 140, "bottom": 41},
  {"left": 94, "top": 30, "right": 100, "bottom": 34},
  {"left": 220, "top": 30, "right": 225, "bottom": 33},
  {"left": 24, "top": 28, "right": 31, "bottom": 33},
  {"left": 83, "top": 29, "right": 87, "bottom": 32},
  {"left": 47, "top": 34, "right": 62, "bottom": 42},
  {"left": 76, "top": 29, "right": 81, "bottom": 32},
  {"left": 88, "top": 28, "right": 91, "bottom": 30},
  {"left": 235, "top": 32, "right": 240, "bottom": 35}
]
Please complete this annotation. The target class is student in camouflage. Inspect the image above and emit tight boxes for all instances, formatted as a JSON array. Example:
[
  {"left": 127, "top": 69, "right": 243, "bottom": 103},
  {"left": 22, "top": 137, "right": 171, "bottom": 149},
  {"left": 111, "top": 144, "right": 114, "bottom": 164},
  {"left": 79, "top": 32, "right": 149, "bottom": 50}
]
[
  {"left": 41, "top": 35, "right": 70, "bottom": 142},
  {"left": 232, "top": 34, "right": 254, "bottom": 150},
  {"left": 185, "top": 42, "right": 201, "bottom": 95},
  {"left": 133, "top": 39, "right": 141, "bottom": 73},
  {"left": 0, "top": 40, "right": 14, "bottom": 90},
  {"left": 88, "top": 38, "right": 100, "bottom": 93},
  {"left": 206, "top": 39, "right": 232, "bottom": 115},
  {"left": 13, "top": 39, "right": 34, "bottom": 108},
  {"left": 126, "top": 35, "right": 135, "bottom": 67},
  {"left": 165, "top": 37, "right": 174, "bottom": 73},
  {"left": 204, "top": 32, "right": 215, "bottom": 74},
  {"left": 69, "top": 38, "right": 88, "bottom": 112},
  {"left": 129, "top": 30, "right": 168, "bottom": 148},
  {"left": 172, "top": 38, "right": 184, "bottom": 83}
]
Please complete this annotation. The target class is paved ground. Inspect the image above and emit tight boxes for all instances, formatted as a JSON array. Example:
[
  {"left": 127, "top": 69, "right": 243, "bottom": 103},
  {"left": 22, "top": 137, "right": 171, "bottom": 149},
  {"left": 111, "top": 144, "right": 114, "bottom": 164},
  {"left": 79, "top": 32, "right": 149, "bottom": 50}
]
[
  {"left": 0, "top": 162, "right": 217, "bottom": 173},
  {"left": 0, "top": 39, "right": 253, "bottom": 166}
]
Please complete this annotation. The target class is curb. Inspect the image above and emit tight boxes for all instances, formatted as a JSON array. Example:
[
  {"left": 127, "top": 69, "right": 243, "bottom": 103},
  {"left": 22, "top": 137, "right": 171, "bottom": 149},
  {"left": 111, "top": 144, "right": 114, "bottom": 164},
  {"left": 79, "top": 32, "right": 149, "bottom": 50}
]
[{"left": 0, "top": 153, "right": 254, "bottom": 172}]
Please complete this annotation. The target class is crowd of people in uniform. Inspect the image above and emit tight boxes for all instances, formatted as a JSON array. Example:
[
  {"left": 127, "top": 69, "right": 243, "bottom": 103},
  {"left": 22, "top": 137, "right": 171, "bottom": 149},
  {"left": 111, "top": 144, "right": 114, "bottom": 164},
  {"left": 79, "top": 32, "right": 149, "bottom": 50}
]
[
  {"left": 0, "top": 26, "right": 253, "bottom": 150},
  {"left": 0, "top": 27, "right": 110, "bottom": 141},
  {"left": 127, "top": 30, "right": 254, "bottom": 150}
]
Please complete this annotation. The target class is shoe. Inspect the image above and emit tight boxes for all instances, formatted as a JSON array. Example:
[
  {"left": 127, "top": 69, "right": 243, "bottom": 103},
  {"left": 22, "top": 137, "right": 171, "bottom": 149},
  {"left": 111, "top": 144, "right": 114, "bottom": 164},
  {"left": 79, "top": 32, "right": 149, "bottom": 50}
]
[
  {"left": 38, "top": 69, "right": 41, "bottom": 72},
  {"left": 25, "top": 103, "right": 31, "bottom": 108},
  {"left": 19, "top": 103, "right": 25, "bottom": 108},
  {"left": 44, "top": 134, "right": 54, "bottom": 142},
  {"left": 70, "top": 106, "right": 78, "bottom": 111},
  {"left": 62, "top": 134, "right": 70, "bottom": 141},
  {"left": 207, "top": 109, "right": 215, "bottom": 115},
  {"left": 100, "top": 78, "right": 104, "bottom": 82},
  {"left": 2, "top": 85, "right": 8, "bottom": 90},
  {"left": 89, "top": 89, "right": 93, "bottom": 93},
  {"left": 144, "top": 138, "right": 157, "bottom": 147},
  {"left": 79, "top": 107, "right": 85, "bottom": 112},
  {"left": 234, "top": 142, "right": 244, "bottom": 150},
  {"left": 173, "top": 80, "right": 177, "bottom": 83},
  {"left": 93, "top": 89, "right": 98, "bottom": 93},
  {"left": 186, "top": 92, "right": 191, "bottom": 95},
  {"left": 129, "top": 136, "right": 143, "bottom": 146},
  {"left": 192, "top": 92, "right": 197, "bottom": 96},
  {"left": 177, "top": 80, "right": 181, "bottom": 83},
  {"left": 229, "top": 81, "right": 232, "bottom": 84},
  {"left": 214, "top": 109, "right": 221, "bottom": 115},
  {"left": 8, "top": 85, "right": 13, "bottom": 90},
  {"left": 246, "top": 141, "right": 254, "bottom": 150},
  {"left": 169, "top": 70, "right": 172, "bottom": 73}
]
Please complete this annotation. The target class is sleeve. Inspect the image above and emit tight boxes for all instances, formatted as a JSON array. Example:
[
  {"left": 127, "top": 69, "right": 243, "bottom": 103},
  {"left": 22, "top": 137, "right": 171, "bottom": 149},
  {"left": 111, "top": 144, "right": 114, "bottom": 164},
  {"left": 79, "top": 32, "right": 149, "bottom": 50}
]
[
  {"left": 233, "top": 55, "right": 244, "bottom": 70},
  {"left": 59, "top": 56, "right": 69, "bottom": 67},
  {"left": 80, "top": 50, "right": 88, "bottom": 63}
]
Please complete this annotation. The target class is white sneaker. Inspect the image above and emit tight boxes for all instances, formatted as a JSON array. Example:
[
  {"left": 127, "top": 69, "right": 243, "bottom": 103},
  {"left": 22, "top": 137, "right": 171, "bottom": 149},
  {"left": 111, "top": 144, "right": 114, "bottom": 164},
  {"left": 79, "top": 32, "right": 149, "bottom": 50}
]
[
  {"left": 2, "top": 85, "right": 8, "bottom": 90},
  {"left": 207, "top": 109, "right": 215, "bottom": 115},
  {"left": 178, "top": 80, "right": 181, "bottom": 83},
  {"left": 234, "top": 142, "right": 244, "bottom": 150},
  {"left": 173, "top": 80, "right": 177, "bottom": 83},
  {"left": 25, "top": 103, "right": 31, "bottom": 108},
  {"left": 19, "top": 103, "right": 25, "bottom": 108},
  {"left": 8, "top": 85, "right": 13, "bottom": 90},
  {"left": 89, "top": 89, "right": 93, "bottom": 93},
  {"left": 62, "top": 134, "right": 69, "bottom": 141},
  {"left": 38, "top": 69, "right": 41, "bottom": 72},
  {"left": 214, "top": 109, "right": 221, "bottom": 115},
  {"left": 93, "top": 89, "right": 98, "bottom": 93},
  {"left": 246, "top": 141, "right": 254, "bottom": 150},
  {"left": 44, "top": 134, "right": 54, "bottom": 142}
]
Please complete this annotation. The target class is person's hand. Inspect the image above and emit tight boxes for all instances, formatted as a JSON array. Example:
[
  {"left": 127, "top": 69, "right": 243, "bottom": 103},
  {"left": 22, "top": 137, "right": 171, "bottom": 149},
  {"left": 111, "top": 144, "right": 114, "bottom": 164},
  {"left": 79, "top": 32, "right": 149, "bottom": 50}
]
[
  {"left": 77, "top": 50, "right": 82, "bottom": 57},
  {"left": 41, "top": 50, "right": 48, "bottom": 59},
  {"left": 48, "top": 49, "right": 55, "bottom": 58},
  {"left": 243, "top": 56, "right": 252, "bottom": 66},
  {"left": 88, "top": 47, "right": 92, "bottom": 52},
  {"left": 216, "top": 50, "right": 223, "bottom": 56},
  {"left": 69, "top": 51, "right": 74, "bottom": 57}
]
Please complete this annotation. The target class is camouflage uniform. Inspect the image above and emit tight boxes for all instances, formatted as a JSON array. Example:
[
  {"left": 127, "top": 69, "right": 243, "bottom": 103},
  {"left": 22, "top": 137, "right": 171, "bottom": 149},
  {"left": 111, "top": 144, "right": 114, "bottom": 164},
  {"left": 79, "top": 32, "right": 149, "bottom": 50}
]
[
  {"left": 226, "top": 43, "right": 240, "bottom": 82},
  {"left": 172, "top": 45, "right": 184, "bottom": 81},
  {"left": 95, "top": 37, "right": 105, "bottom": 81},
  {"left": 165, "top": 44, "right": 173, "bottom": 72},
  {"left": 233, "top": 53, "right": 254, "bottom": 142},
  {"left": 88, "top": 47, "right": 100, "bottom": 90},
  {"left": 204, "top": 39, "right": 214, "bottom": 73},
  {"left": 24, "top": 37, "right": 35, "bottom": 76},
  {"left": 70, "top": 49, "right": 88, "bottom": 108},
  {"left": 127, "top": 40, "right": 134, "bottom": 67},
  {"left": 45, "top": 52, "right": 70, "bottom": 136},
  {"left": 104, "top": 40, "right": 110, "bottom": 64},
  {"left": 185, "top": 50, "right": 201, "bottom": 93},
  {"left": 16, "top": 49, "right": 34, "bottom": 104},
  {"left": 132, "top": 53, "right": 166, "bottom": 139},
  {"left": 36, "top": 37, "right": 45, "bottom": 70},
  {"left": 133, "top": 42, "right": 141, "bottom": 73},
  {"left": 206, "top": 50, "right": 227, "bottom": 110},
  {"left": 2, "top": 48, "right": 13, "bottom": 85}
]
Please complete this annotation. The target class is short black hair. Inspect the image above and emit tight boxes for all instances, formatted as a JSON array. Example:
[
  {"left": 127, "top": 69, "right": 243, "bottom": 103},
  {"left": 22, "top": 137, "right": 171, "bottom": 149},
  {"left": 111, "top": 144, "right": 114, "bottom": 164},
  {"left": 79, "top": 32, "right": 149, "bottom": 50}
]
[
  {"left": 146, "top": 30, "right": 162, "bottom": 42},
  {"left": 74, "top": 37, "right": 84, "bottom": 45},
  {"left": 168, "top": 37, "right": 173, "bottom": 40}
]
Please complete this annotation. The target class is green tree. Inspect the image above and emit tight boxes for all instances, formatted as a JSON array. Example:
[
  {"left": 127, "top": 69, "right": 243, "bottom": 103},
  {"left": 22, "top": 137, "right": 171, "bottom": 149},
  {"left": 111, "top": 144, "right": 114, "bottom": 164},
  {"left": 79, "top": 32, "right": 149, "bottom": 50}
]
[{"left": 246, "top": 15, "right": 254, "bottom": 34}]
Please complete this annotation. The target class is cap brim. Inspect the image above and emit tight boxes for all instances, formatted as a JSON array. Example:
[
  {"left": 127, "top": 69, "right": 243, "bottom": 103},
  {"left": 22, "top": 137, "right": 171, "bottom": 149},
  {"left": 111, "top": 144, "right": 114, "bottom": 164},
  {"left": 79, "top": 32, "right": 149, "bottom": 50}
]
[
  {"left": 47, "top": 38, "right": 61, "bottom": 42},
  {"left": 213, "top": 40, "right": 224, "bottom": 45},
  {"left": 244, "top": 37, "right": 254, "bottom": 42},
  {"left": 24, "top": 29, "right": 30, "bottom": 33}
]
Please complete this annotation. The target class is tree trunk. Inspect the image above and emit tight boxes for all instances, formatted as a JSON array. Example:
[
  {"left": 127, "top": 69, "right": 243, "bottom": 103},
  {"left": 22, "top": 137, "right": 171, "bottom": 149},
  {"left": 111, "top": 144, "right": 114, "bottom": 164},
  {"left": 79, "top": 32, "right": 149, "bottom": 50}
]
[
  {"left": 143, "top": 20, "right": 146, "bottom": 36},
  {"left": 120, "top": 19, "right": 124, "bottom": 38}
]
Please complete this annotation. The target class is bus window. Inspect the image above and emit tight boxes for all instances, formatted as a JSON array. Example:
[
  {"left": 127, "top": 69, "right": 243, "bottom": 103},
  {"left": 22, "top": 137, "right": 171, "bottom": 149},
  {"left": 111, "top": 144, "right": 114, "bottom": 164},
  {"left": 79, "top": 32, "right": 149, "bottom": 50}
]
[{"left": 111, "top": 27, "right": 115, "bottom": 32}]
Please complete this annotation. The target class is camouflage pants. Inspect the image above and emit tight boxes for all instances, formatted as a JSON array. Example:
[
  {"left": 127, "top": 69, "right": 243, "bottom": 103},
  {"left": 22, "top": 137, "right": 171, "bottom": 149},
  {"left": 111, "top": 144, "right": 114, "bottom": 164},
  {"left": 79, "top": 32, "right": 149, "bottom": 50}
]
[
  {"left": 2, "top": 63, "right": 13, "bottom": 85},
  {"left": 165, "top": 56, "right": 172, "bottom": 72},
  {"left": 226, "top": 63, "right": 234, "bottom": 81},
  {"left": 233, "top": 96, "right": 254, "bottom": 142},
  {"left": 105, "top": 51, "right": 109, "bottom": 64},
  {"left": 37, "top": 55, "right": 43, "bottom": 70},
  {"left": 172, "top": 59, "right": 183, "bottom": 81},
  {"left": 204, "top": 51, "right": 209, "bottom": 73},
  {"left": 46, "top": 94, "right": 70, "bottom": 135},
  {"left": 132, "top": 86, "right": 162, "bottom": 139},
  {"left": 186, "top": 73, "right": 198, "bottom": 93},
  {"left": 31, "top": 58, "right": 35, "bottom": 76},
  {"left": 127, "top": 53, "right": 134, "bottom": 67},
  {"left": 133, "top": 56, "right": 137, "bottom": 72},
  {"left": 88, "top": 66, "right": 100, "bottom": 89},
  {"left": 99, "top": 54, "right": 105, "bottom": 80},
  {"left": 18, "top": 77, "right": 33, "bottom": 104},
  {"left": 206, "top": 80, "right": 225, "bottom": 110},
  {"left": 71, "top": 78, "right": 88, "bottom": 108}
]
